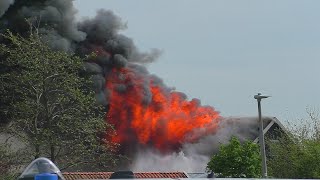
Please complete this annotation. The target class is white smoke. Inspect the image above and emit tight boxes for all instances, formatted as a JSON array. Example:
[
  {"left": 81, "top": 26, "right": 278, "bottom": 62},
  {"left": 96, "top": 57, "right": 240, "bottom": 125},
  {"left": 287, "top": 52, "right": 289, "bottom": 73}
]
[{"left": 131, "top": 148, "right": 209, "bottom": 172}]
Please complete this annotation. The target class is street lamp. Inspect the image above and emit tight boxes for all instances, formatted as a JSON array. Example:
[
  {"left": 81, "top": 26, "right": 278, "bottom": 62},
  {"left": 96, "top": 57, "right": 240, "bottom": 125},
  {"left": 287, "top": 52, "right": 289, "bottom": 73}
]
[{"left": 254, "top": 93, "right": 270, "bottom": 178}]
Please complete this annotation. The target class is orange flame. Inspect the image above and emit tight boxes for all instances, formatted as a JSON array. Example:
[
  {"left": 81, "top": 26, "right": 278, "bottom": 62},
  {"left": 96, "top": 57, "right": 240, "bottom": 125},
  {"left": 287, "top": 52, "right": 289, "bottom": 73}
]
[{"left": 106, "top": 67, "right": 221, "bottom": 153}]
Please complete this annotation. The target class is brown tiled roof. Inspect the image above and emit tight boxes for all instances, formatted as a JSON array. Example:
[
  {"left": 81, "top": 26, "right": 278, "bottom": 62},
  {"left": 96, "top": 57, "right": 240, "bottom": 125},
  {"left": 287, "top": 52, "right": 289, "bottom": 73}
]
[
  {"left": 134, "top": 172, "right": 188, "bottom": 178},
  {"left": 62, "top": 172, "right": 188, "bottom": 180},
  {"left": 63, "top": 172, "right": 112, "bottom": 180}
]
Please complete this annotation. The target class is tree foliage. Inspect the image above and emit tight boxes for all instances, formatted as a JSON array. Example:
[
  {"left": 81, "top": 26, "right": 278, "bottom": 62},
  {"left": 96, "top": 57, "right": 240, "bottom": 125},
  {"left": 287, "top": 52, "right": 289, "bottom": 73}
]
[
  {"left": 267, "top": 109, "right": 320, "bottom": 178},
  {"left": 207, "top": 136, "right": 261, "bottom": 178},
  {"left": 0, "top": 30, "right": 118, "bottom": 171}
]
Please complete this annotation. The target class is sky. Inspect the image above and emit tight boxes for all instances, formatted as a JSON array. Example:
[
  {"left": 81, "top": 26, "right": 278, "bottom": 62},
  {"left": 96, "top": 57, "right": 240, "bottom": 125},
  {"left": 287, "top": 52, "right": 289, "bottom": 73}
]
[{"left": 74, "top": 0, "right": 320, "bottom": 124}]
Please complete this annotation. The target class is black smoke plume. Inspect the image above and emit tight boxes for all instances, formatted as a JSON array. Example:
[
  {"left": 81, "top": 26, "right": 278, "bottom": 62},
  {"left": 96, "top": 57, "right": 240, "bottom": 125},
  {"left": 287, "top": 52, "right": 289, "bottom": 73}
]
[{"left": 0, "top": 0, "right": 161, "bottom": 109}]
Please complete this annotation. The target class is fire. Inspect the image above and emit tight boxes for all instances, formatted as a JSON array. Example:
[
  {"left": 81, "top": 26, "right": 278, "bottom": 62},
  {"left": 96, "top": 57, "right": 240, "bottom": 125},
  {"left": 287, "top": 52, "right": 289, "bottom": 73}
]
[{"left": 106, "top": 67, "right": 221, "bottom": 153}]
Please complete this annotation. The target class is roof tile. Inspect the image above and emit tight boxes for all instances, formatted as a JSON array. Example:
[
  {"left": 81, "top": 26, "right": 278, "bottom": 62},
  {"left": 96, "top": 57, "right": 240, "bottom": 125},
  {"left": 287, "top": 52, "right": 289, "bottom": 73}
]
[{"left": 62, "top": 172, "right": 188, "bottom": 180}]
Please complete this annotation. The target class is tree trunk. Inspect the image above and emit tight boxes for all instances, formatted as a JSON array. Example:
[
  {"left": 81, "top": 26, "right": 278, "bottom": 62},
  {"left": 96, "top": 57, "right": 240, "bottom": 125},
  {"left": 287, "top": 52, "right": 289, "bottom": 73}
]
[
  {"left": 50, "top": 145, "right": 55, "bottom": 163},
  {"left": 35, "top": 144, "right": 40, "bottom": 159}
]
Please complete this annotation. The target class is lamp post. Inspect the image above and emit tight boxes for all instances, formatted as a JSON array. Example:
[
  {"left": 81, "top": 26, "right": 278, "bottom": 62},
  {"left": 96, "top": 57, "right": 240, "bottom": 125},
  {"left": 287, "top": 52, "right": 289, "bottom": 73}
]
[{"left": 254, "top": 93, "right": 270, "bottom": 178}]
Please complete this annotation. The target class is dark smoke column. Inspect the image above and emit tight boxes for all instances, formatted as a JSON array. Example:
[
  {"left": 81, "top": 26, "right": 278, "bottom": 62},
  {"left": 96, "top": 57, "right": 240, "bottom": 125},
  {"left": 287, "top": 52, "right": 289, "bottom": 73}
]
[{"left": 0, "top": 0, "right": 160, "bottom": 110}]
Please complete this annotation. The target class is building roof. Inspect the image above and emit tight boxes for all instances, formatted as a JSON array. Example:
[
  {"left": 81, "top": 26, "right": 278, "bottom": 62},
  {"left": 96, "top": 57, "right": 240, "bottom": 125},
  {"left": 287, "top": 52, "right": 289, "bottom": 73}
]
[
  {"left": 252, "top": 116, "right": 286, "bottom": 143},
  {"left": 220, "top": 116, "right": 286, "bottom": 143},
  {"left": 62, "top": 172, "right": 189, "bottom": 180}
]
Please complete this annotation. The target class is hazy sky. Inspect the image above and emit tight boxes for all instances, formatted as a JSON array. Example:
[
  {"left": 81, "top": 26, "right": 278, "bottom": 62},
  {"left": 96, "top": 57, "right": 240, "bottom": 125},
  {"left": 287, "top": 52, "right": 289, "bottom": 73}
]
[{"left": 74, "top": 0, "right": 320, "bottom": 123}]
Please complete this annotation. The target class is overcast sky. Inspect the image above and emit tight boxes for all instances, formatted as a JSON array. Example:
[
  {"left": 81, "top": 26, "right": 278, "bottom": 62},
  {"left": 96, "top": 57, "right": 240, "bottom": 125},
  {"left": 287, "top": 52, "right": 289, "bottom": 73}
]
[{"left": 74, "top": 0, "right": 320, "bottom": 123}]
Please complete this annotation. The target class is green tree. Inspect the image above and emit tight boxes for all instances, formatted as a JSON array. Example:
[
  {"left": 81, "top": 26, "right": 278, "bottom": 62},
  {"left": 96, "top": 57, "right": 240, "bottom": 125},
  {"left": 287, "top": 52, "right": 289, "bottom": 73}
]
[
  {"left": 0, "top": 31, "right": 118, "bottom": 171},
  {"left": 267, "top": 109, "right": 320, "bottom": 178},
  {"left": 207, "top": 136, "right": 261, "bottom": 178}
]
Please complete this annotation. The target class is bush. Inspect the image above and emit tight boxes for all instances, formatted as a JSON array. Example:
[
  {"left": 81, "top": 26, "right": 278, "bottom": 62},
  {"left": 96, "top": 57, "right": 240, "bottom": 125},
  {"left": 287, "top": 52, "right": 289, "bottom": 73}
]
[{"left": 207, "top": 136, "right": 261, "bottom": 178}]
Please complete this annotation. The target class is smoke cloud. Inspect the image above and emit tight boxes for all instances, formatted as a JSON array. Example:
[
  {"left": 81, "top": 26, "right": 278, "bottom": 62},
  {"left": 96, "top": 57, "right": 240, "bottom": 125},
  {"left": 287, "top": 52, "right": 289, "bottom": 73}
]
[{"left": 0, "top": 0, "right": 270, "bottom": 173}]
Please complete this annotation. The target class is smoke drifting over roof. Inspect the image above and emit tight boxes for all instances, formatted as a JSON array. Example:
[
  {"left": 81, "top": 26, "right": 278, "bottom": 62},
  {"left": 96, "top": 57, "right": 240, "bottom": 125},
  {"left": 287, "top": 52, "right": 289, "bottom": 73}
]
[{"left": 131, "top": 116, "right": 270, "bottom": 172}]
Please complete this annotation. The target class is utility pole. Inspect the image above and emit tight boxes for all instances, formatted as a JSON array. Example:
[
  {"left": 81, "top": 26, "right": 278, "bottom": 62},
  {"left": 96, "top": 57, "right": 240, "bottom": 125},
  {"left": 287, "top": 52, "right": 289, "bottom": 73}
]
[{"left": 254, "top": 93, "right": 270, "bottom": 178}]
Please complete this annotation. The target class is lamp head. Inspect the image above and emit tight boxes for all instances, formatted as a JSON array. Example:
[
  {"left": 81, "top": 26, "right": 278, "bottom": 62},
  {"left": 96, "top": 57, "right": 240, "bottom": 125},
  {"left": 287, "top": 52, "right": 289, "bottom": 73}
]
[{"left": 254, "top": 93, "right": 271, "bottom": 100}]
